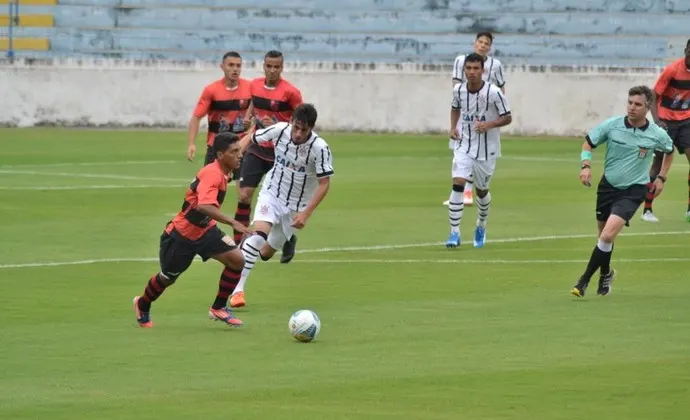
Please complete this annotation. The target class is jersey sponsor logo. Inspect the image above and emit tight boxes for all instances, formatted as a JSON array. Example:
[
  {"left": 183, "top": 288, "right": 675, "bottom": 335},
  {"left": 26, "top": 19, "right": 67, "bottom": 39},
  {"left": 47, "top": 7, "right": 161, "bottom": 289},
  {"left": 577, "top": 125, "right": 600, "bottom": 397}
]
[
  {"left": 462, "top": 114, "right": 487, "bottom": 122},
  {"left": 218, "top": 116, "right": 231, "bottom": 133},
  {"left": 670, "top": 94, "right": 690, "bottom": 110},
  {"left": 232, "top": 113, "right": 245, "bottom": 132},
  {"left": 276, "top": 155, "right": 306, "bottom": 172}
]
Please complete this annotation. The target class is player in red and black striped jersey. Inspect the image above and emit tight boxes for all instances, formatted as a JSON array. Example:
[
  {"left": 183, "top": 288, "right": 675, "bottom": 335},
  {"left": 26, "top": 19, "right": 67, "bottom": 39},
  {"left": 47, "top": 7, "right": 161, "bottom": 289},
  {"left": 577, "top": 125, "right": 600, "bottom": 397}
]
[
  {"left": 133, "top": 133, "right": 253, "bottom": 329},
  {"left": 644, "top": 38, "right": 690, "bottom": 222},
  {"left": 231, "top": 50, "right": 303, "bottom": 277},
  {"left": 187, "top": 51, "right": 253, "bottom": 178}
]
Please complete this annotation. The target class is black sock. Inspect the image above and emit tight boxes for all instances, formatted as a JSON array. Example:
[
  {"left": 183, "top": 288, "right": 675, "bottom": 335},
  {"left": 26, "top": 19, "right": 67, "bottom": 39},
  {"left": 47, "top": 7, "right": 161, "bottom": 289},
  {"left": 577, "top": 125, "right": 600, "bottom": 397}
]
[
  {"left": 599, "top": 247, "right": 613, "bottom": 276},
  {"left": 581, "top": 246, "right": 605, "bottom": 283}
]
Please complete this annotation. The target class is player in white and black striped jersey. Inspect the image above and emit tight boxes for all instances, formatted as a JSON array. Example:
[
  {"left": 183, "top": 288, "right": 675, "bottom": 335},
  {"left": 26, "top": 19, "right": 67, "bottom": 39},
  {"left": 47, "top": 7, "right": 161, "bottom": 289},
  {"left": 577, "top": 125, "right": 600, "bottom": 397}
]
[
  {"left": 232, "top": 104, "right": 333, "bottom": 303},
  {"left": 446, "top": 32, "right": 506, "bottom": 208},
  {"left": 446, "top": 53, "right": 512, "bottom": 249}
]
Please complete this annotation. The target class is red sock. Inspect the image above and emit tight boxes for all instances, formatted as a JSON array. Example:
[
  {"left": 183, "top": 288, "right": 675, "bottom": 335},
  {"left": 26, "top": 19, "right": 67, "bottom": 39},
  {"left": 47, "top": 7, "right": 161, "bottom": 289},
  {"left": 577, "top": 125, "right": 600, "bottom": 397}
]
[
  {"left": 233, "top": 202, "right": 251, "bottom": 244},
  {"left": 687, "top": 170, "right": 690, "bottom": 212},
  {"left": 643, "top": 181, "right": 655, "bottom": 212},
  {"left": 139, "top": 273, "right": 168, "bottom": 312},
  {"left": 212, "top": 268, "right": 241, "bottom": 309}
]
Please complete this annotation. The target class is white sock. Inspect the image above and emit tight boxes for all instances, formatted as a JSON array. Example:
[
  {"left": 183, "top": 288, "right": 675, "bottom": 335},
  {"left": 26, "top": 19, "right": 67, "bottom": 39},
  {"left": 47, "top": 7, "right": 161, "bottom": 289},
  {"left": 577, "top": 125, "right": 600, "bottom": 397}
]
[
  {"left": 234, "top": 234, "right": 266, "bottom": 294},
  {"left": 476, "top": 192, "right": 491, "bottom": 228},
  {"left": 449, "top": 188, "right": 464, "bottom": 234},
  {"left": 466, "top": 181, "right": 473, "bottom": 191},
  {"left": 597, "top": 239, "right": 613, "bottom": 252}
]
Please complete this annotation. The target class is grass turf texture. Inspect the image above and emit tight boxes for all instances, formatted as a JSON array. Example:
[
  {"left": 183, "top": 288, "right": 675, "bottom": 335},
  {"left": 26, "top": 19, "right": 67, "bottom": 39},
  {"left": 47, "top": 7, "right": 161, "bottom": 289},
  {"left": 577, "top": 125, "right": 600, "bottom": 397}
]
[{"left": 1, "top": 128, "right": 689, "bottom": 419}]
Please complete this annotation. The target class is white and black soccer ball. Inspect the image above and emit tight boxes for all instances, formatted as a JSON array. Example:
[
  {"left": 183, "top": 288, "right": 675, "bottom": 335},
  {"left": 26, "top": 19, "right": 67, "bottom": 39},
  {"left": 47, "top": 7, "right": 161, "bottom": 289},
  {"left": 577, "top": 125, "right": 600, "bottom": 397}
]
[{"left": 288, "top": 309, "right": 321, "bottom": 343}]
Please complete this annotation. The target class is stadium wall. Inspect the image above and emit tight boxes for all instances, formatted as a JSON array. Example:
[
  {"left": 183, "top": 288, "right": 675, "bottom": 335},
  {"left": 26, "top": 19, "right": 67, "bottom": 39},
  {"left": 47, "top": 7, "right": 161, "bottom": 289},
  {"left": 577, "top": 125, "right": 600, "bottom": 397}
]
[{"left": 0, "top": 60, "right": 663, "bottom": 136}]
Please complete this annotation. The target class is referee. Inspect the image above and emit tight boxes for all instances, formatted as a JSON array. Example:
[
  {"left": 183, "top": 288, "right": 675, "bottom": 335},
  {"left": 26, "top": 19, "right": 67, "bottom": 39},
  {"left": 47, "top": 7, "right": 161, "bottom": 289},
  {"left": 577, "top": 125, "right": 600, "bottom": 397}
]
[{"left": 572, "top": 86, "right": 674, "bottom": 298}]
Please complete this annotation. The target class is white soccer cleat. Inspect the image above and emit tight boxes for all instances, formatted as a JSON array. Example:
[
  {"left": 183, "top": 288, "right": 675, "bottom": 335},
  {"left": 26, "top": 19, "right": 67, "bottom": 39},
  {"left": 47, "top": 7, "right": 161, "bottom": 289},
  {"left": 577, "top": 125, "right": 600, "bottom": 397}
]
[
  {"left": 442, "top": 200, "right": 450, "bottom": 206},
  {"left": 641, "top": 211, "right": 659, "bottom": 223}
]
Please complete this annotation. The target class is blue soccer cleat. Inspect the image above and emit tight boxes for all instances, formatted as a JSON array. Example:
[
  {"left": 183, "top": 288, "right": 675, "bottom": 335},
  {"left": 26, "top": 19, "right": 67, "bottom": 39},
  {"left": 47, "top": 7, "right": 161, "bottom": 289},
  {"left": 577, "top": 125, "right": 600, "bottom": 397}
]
[
  {"left": 445, "top": 232, "right": 460, "bottom": 248},
  {"left": 473, "top": 226, "right": 486, "bottom": 248}
]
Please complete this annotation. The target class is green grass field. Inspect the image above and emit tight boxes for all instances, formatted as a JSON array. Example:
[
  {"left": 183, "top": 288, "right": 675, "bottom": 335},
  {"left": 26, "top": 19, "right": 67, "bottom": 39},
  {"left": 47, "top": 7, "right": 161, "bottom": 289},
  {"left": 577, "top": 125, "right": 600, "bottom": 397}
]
[{"left": 1, "top": 128, "right": 689, "bottom": 419}]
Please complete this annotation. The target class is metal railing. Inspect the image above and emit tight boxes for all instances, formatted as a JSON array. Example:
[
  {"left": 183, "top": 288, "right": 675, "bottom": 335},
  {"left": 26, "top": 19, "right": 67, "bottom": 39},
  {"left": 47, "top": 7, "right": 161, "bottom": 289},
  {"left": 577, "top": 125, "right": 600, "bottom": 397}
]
[{"left": 5, "top": 0, "right": 19, "bottom": 61}]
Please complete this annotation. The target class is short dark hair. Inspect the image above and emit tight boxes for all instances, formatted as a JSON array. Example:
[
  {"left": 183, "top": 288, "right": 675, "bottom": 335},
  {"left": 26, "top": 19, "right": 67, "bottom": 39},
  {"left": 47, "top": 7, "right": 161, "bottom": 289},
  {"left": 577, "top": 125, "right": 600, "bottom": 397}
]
[
  {"left": 265, "top": 50, "right": 283, "bottom": 60},
  {"left": 222, "top": 51, "right": 241, "bottom": 61},
  {"left": 476, "top": 32, "right": 494, "bottom": 44},
  {"left": 686, "top": 38, "right": 690, "bottom": 49},
  {"left": 213, "top": 132, "right": 239, "bottom": 155},
  {"left": 628, "top": 85, "right": 654, "bottom": 107},
  {"left": 464, "top": 52, "right": 485, "bottom": 68},
  {"left": 292, "top": 104, "right": 318, "bottom": 127}
]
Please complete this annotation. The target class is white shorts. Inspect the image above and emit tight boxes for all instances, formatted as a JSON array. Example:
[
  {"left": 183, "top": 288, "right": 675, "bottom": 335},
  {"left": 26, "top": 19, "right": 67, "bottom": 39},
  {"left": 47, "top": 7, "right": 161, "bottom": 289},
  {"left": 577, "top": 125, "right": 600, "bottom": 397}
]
[
  {"left": 252, "top": 189, "right": 297, "bottom": 250},
  {"left": 451, "top": 150, "right": 497, "bottom": 190}
]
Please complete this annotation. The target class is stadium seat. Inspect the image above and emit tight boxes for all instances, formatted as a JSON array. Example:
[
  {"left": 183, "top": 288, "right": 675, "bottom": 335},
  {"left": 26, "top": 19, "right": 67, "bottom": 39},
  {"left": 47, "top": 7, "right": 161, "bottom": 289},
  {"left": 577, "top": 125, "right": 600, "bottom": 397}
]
[
  {"left": 0, "top": 37, "right": 50, "bottom": 50},
  {"left": 0, "top": 0, "right": 57, "bottom": 5},
  {"left": 0, "top": 14, "right": 54, "bottom": 27}
]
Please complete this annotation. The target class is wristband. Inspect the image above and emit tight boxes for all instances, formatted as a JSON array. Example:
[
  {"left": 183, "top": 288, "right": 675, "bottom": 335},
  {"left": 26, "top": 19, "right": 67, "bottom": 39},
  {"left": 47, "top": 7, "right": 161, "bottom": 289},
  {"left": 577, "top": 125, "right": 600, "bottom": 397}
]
[{"left": 580, "top": 150, "right": 592, "bottom": 162}]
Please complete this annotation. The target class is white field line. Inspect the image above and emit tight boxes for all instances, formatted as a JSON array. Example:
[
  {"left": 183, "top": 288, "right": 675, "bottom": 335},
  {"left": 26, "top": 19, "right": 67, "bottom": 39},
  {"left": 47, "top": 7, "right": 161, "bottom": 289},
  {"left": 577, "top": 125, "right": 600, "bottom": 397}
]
[
  {"left": 293, "top": 258, "right": 690, "bottom": 264},
  {"left": 0, "top": 169, "right": 191, "bottom": 182},
  {"left": 297, "top": 230, "right": 690, "bottom": 254},
  {"left": 0, "top": 230, "right": 688, "bottom": 270},
  {"left": 0, "top": 160, "right": 178, "bottom": 169},
  {"left": 0, "top": 184, "right": 186, "bottom": 191}
]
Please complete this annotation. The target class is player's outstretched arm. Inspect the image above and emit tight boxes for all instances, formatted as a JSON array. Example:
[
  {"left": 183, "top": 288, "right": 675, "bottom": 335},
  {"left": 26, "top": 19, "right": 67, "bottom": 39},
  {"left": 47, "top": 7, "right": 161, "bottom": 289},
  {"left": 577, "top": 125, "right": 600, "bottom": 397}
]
[
  {"left": 291, "top": 177, "right": 330, "bottom": 229},
  {"left": 197, "top": 204, "right": 253, "bottom": 236}
]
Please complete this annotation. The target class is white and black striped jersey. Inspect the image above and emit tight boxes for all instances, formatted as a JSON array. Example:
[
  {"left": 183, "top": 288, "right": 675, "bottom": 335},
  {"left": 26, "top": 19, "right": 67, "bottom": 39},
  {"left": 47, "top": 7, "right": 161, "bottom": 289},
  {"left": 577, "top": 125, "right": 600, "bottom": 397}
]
[
  {"left": 251, "top": 122, "right": 334, "bottom": 212},
  {"left": 452, "top": 54, "right": 506, "bottom": 88},
  {"left": 451, "top": 81, "right": 511, "bottom": 161}
]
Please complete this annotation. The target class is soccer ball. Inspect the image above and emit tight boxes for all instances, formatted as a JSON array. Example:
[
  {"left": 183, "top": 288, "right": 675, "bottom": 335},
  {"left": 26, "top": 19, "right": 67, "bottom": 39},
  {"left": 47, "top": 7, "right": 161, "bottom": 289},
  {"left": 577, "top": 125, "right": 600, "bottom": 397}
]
[{"left": 288, "top": 309, "right": 321, "bottom": 342}]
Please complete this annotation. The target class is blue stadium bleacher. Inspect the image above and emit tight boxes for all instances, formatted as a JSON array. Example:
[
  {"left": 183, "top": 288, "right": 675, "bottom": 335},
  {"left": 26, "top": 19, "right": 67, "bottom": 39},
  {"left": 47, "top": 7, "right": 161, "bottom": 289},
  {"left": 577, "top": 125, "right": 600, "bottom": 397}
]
[{"left": 1, "top": 0, "right": 687, "bottom": 67}]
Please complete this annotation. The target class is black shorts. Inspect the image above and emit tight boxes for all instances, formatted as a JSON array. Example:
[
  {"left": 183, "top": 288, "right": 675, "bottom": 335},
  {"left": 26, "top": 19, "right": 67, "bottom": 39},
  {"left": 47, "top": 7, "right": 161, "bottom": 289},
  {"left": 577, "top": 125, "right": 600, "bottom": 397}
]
[
  {"left": 159, "top": 225, "right": 235, "bottom": 277},
  {"left": 661, "top": 119, "right": 690, "bottom": 154},
  {"left": 205, "top": 145, "right": 240, "bottom": 180},
  {"left": 595, "top": 176, "right": 646, "bottom": 225},
  {"left": 239, "top": 153, "right": 274, "bottom": 188}
]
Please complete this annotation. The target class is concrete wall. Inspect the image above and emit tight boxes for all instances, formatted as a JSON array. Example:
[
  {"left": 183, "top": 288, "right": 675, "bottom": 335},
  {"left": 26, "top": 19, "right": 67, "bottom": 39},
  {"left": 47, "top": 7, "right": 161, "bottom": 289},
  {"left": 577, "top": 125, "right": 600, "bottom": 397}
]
[{"left": 0, "top": 60, "right": 663, "bottom": 135}]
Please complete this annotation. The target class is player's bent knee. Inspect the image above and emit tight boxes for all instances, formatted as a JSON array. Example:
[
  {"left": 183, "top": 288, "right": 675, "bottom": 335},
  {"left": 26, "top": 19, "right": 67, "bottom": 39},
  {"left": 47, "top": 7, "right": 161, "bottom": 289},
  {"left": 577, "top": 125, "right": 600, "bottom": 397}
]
[
  {"left": 452, "top": 182, "right": 465, "bottom": 192},
  {"left": 159, "top": 272, "right": 179, "bottom": 285},
  {"left": 261, "top": 242, "right": 278, "bottom": 260},
  {"left": 600, "top": 215, "right": 626, "bottom": 242},
  {"left": 252, "top": 223, "right": 272, "bottom": 237},
  {"left": 217, "top": 249, "right": 245, "bottom": 271},
  {"left": 238, "top": 187, "right": 255, "bottom": 204},
  {"left": 475, "top": 188, "right": 489, "bottom": 198}
]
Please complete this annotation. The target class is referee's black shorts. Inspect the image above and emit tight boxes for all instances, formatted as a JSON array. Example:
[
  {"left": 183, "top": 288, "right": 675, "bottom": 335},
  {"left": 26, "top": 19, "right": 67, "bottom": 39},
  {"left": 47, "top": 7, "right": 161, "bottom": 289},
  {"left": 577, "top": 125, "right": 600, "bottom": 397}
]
[
  {"left": 595, "top": 176, "right": 646, "bottom": 225},
  {"left": 661, "top": 118, "right": 690, "bottom": 154}
]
